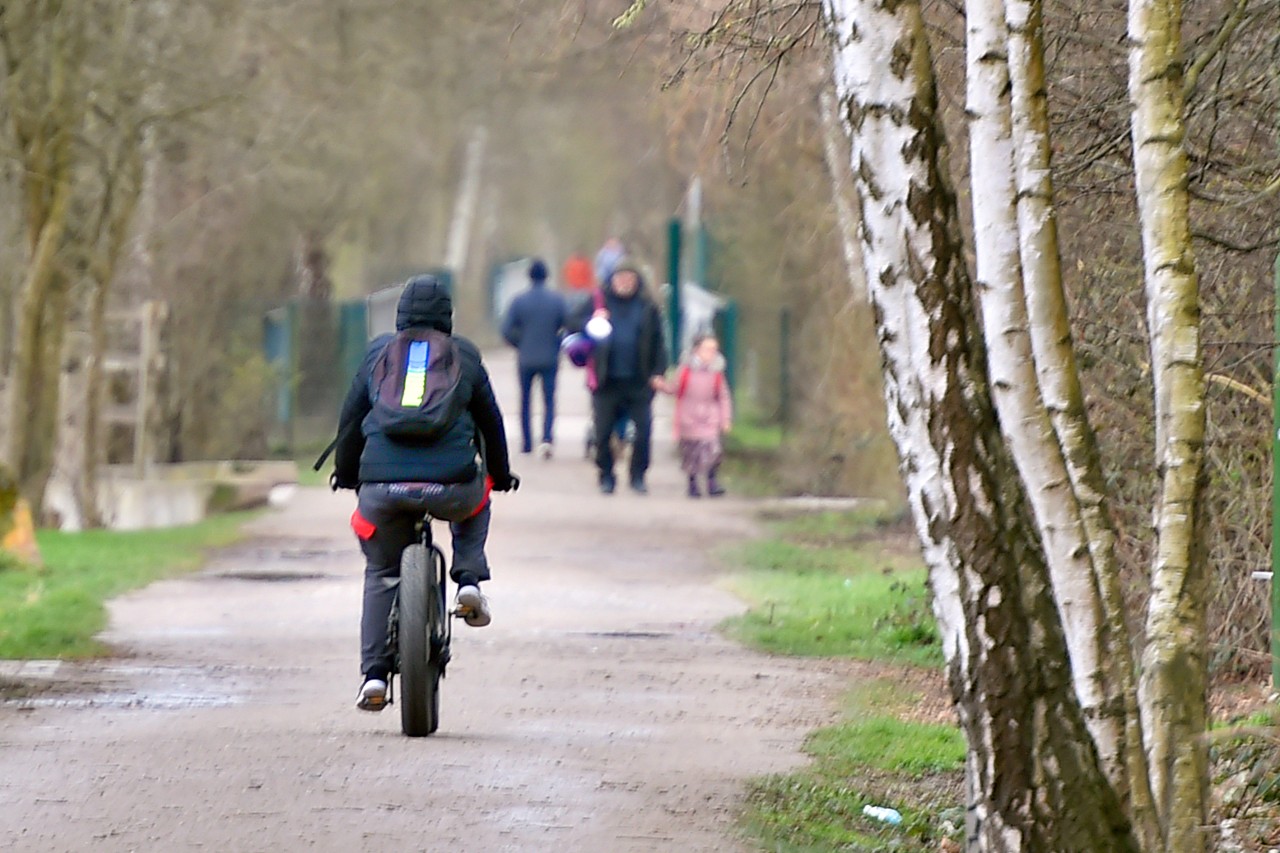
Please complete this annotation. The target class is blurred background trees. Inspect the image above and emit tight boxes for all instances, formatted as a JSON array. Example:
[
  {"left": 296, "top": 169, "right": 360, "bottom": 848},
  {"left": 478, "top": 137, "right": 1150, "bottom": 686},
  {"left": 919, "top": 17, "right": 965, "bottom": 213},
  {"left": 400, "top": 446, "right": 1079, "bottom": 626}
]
[{"left": 0, "top": 0, "right": 1275, "bottom": 697}]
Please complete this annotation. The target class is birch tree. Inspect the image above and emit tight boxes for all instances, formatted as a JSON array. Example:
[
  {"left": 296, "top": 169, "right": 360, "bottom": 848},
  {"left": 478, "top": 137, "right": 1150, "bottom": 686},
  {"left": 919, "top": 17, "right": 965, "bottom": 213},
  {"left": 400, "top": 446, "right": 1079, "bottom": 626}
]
[
  {"left": 822, "top": 0, "right": 1213, "bottom": 845},
  {"left": 824, "top": 0, "right": 1137, "bottom": 847},
  {"left": 1002, "top": 0, "right": 1159, "bottom": 843},
  {"left": 1127, "top": 0, "right": 1210, "bottom": 845},
  {"left": 963, "top": 0, "right": 1127, "bottom": 799}
]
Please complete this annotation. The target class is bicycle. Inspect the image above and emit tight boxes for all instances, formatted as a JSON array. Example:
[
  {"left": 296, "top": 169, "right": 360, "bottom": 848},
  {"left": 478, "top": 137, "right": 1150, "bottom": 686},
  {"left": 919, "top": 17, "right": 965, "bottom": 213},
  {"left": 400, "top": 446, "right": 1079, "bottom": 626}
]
[{"left": 387, "top": 515, "right": 452, "bottom": 737}]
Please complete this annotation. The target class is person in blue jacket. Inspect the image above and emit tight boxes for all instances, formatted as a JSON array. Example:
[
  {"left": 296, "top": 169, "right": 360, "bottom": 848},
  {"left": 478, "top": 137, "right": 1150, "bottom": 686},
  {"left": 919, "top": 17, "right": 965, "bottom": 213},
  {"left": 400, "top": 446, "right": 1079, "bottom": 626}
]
[{"left": 501, "top": 258, "right": 568, "bottom": 458}]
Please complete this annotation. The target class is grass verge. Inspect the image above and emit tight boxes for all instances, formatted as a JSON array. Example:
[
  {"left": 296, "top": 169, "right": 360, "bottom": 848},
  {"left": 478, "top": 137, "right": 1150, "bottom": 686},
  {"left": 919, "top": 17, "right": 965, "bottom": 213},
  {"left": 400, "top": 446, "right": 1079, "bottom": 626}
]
[
  {"left": 721, "top": 414, "right": 785, "bottom": 497},
  {"left": 744, "top": 679, "right": 965, "bottom": 851},
  {"left": 721, "top": 510, "right": 941, "bottom": 667},
  {"left": 724, "top": 508, "right": 964, "bottom": 851},
  {"left": 0, "top": 512, "right": 255, "bottom": 659}
]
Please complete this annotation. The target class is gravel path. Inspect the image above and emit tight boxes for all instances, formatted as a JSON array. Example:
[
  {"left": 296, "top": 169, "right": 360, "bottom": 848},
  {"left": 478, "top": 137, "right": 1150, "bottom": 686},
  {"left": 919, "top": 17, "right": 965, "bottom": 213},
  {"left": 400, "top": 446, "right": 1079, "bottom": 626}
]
[{"left": 0, "top": 350, "right": 843, "bottom": 852}]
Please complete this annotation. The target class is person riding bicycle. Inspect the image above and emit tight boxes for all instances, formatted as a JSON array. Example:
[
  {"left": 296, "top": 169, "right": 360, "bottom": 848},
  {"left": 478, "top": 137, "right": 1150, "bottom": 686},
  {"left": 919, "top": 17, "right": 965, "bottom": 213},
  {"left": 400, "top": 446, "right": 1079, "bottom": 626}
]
[{"left": 331, "top": 274, "right": 519, "bottom": 712}]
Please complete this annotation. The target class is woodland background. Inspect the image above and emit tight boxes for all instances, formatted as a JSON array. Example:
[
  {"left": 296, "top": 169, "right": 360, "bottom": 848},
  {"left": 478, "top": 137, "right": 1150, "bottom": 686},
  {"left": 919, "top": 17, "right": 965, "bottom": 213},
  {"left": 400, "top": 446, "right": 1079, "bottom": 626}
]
[{"left": 0, "top": 0, "right": 1274, "bottom": 685}]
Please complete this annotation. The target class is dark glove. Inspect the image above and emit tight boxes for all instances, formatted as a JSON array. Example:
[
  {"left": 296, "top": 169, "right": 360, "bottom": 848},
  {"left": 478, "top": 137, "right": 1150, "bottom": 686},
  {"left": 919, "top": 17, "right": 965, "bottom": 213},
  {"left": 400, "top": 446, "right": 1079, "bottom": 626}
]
[
  {"left": 330, "top": 471, "right": 358, "bottom": 492},
  {"left": 492, "top": 472, "right": 520, "bottom": 493}
]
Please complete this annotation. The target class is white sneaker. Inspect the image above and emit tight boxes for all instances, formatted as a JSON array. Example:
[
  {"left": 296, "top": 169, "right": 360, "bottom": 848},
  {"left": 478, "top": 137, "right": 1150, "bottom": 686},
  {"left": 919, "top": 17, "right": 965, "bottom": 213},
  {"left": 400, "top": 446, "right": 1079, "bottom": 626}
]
[
  {"left": 538, "top": 442, "right": 553, "bottom": 460},
  {"left": 356, "top": 677, "right": 387, "bottom": 712},
  {"left": 454, "top": 585, "right": 492, "bottom": 627}
]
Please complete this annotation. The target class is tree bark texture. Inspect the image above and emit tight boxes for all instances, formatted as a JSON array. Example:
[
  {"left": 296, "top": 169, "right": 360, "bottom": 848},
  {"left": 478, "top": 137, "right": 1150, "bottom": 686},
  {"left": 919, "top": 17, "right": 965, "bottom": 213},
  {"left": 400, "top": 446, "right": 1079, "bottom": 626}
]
[
  {"left": 824, "top": 1, "right": 1138, "bottom": 849},
  {"left": 1127, "top": 0, "right": 1210, "bottom": 848},
  {"left": 0, "top": 2, "right": 84, "bottom": 510},
  {"left": 962, "top": 0, "right": 1127, "bottom": 797},
  {"left": 82, "top": 143, "right": 144, "bottom": 528},
  {"left": 1002, "top": 2, "right": 1157, "bottom": 843},
  {"left": 818, "top": 89, "right": 867, "bottom": 303}
]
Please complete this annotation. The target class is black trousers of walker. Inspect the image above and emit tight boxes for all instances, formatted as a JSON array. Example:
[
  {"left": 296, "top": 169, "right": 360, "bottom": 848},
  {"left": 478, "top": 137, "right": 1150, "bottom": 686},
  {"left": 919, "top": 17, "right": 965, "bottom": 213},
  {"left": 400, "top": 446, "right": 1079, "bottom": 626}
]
[{"left": 591, "top": 378, "right": 654, "bottom": 483}]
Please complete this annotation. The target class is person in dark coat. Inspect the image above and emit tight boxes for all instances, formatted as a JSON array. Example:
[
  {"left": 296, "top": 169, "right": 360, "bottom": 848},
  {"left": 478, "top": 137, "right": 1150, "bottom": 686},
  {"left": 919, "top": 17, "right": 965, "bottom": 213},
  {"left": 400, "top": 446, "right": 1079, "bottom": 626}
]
[
  {"left": 333, "top": 274, "right": 519, "bottom": 712},
  {"left": 567, "top": 260, "right": 668, "bottom": 494},
  {"left": 500, "top": 258, "right": 568, "bottom": 458}
]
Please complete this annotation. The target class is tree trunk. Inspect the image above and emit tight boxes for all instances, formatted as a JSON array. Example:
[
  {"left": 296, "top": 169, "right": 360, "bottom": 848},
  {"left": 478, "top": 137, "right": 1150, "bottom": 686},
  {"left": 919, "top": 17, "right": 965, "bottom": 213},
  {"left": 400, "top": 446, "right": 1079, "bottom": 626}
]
[
  {"left": 824, "top": 1, "right": 1138, "bottom": 849},
  {"left": 9, "top": 173, "right": 74, "bottom": 505},
  {"left": 818, "top": 89, "right": 866, "bottom": 303},
  {"left": 2, "top": 1, "right": 84, "bottom": 513},
  {"left": 81, "top": 147, "right": 144, "bottom": 528},
  {"left": 1003, "top": 3, "right": 1157, "bottom": 840},
  {"left": 1127, "top": 0, "right": 1210, "bottom": 847},
  {"left": 963, "top": 0, "right": 1128, "bottom": 795}
]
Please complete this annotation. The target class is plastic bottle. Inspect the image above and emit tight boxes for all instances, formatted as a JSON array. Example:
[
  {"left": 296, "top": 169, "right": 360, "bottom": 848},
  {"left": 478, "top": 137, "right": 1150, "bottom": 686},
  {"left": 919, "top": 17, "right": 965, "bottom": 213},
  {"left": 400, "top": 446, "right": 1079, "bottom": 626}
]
[{"left": 862, "top": 804, "right": 903, "bottom": 825}]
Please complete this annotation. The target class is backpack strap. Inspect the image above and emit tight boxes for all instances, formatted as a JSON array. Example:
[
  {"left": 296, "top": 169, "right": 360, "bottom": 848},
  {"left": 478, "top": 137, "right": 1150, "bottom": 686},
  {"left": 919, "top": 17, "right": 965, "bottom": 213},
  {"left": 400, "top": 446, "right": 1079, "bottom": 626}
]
[
  {"left": 312, "top": 418, "right": 357, "bottom": 471},
  {"left": 677, "top": 365, "right": 691, "bottom": 398}
]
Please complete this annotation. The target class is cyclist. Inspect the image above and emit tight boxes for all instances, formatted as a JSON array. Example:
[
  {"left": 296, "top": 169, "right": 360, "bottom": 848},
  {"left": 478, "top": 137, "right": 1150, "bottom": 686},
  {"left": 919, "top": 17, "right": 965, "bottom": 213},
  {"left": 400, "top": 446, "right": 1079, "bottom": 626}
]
[{"left": 331, "top": 274, "right": 519, "bottom": 712}]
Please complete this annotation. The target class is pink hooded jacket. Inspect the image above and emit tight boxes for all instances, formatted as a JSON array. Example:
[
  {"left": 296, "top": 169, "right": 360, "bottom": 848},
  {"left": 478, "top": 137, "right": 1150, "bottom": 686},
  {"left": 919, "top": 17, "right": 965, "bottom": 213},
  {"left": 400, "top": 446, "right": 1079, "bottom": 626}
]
[{"left": 673, "top": 354, "right": 732, "bottom": 441}]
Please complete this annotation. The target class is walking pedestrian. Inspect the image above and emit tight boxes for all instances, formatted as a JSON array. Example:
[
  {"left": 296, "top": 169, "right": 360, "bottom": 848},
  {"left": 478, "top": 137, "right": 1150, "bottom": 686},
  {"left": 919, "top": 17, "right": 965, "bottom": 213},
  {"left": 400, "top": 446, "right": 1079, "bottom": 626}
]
[
  {"left": 568, "top": 259, "right": 668, "bottom": 494},
  {"left": 666, "top": 332, "right": 732, "bottom": 497},
  {"left": 501, "top": 258, "right": 568, "bottom": 458}
]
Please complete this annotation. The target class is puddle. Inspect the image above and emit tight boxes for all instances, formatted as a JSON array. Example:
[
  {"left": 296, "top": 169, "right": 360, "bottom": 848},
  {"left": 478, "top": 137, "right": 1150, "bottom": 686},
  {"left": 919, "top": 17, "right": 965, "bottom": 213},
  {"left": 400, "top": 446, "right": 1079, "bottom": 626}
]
[
  {"left": 3, "top": 663, "right": 251, "bottom": 712},
  {"left": 21, "top": 691, "right": 243, "bottom": 711},
  {"left": 580, "top": 631, "right": 672, "bottom": 640},
  {"left": 209, "top": 571, "right": 331, "bottom": 582}
]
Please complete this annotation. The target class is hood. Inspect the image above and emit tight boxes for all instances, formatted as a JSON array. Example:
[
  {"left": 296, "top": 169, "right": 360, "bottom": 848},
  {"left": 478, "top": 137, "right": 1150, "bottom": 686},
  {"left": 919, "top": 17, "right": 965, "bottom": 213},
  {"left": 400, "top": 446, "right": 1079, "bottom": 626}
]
[
  {"left": 685, "top": 351, "right": 726, "bottom": 373},
  {"left": 605, "top": 261, "right": 646, "bottom": 300},
  {"left": 396, "top": 274, "right": 452, "bottom": 333}
]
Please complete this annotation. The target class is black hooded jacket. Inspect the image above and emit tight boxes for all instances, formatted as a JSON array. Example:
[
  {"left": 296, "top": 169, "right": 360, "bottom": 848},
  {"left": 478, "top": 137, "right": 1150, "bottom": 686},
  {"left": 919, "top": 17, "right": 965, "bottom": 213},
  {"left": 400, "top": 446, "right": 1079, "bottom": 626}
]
[
  {"left": 565, "top": 264, "right": 668, "bottom": 387},
  {"left": 333, "top": 276, "right": 512, "bottom": 488}
]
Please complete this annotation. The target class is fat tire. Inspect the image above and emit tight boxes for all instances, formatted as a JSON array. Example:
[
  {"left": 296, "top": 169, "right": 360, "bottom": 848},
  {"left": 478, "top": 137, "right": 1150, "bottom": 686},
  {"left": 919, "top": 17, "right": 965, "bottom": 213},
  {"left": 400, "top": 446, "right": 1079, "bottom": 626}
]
[{"left": 398, "top": 544, "right": 442, "bottom": 736}]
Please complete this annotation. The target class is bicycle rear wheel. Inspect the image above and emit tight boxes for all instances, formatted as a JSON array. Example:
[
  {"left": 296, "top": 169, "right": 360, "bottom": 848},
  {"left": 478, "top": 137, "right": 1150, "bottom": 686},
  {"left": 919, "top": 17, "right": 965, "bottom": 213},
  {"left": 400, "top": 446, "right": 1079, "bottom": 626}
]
[{"left": 398, "top": 543, "right": 444, "bottom": 736}]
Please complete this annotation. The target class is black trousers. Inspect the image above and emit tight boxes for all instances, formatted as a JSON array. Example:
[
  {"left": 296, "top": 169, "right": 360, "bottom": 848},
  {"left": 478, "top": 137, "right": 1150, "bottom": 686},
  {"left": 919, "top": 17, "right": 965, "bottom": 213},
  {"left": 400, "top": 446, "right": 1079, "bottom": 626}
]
[
  {"left": 592, "top": 378, "right": 653, "bottom": 482},
  {"left": 353, "top": 475, "right": 490, "bottom": 678}
]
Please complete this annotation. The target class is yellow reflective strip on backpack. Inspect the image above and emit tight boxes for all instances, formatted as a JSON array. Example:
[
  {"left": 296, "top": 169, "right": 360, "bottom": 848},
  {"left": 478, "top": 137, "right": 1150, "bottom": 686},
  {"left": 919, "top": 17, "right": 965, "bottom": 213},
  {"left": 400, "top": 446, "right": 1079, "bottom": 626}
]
[{"left": 400, "top": 340, "right": 430, "bottom": 406}]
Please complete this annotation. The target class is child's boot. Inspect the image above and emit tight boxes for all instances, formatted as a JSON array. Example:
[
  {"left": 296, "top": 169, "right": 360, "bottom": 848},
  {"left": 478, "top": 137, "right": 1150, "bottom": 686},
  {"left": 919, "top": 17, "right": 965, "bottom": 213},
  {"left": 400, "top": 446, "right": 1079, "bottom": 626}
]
[
  {"left": 707, "top": 467, "right": 726, "bottom": 497},
  {"left": 688, "top": 475, "right": 701, "bottom": 498}
]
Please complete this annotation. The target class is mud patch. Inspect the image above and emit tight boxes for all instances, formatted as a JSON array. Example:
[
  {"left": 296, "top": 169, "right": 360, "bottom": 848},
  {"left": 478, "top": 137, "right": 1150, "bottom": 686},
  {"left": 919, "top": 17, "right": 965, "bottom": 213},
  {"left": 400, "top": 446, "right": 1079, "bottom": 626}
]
[
  {"left": 2, "top": 663, "right": 253, "bottom": 711},
  {"left": 581, "top": 631, "right": 673, "bottom": 640},
  {"left": 208, "top": 570, "right": 331, "bottom": 582}
]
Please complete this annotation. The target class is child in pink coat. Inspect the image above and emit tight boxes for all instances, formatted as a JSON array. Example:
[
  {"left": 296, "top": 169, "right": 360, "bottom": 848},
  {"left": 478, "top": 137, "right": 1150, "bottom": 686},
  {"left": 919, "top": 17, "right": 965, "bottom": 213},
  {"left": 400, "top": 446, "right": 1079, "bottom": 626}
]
[{"left": 670, "top": 333, "right": 733, "bottom": 497}]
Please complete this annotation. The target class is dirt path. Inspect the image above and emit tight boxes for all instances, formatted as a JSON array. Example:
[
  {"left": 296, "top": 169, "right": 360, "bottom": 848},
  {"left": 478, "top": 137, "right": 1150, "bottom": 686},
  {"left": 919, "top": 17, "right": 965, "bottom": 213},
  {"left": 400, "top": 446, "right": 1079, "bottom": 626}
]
[{"left": 0, "top": 351, "right": 845, "bottom": 852}]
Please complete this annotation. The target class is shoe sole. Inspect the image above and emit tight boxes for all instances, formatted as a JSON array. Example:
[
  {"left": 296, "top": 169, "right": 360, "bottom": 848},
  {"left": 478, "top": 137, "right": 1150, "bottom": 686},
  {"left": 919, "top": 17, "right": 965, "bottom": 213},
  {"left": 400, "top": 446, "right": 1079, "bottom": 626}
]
[
  {"left": 455, "top": 589, "right": 492, "bottom": 628},
  {"left": 357, "top": 688, "right": 387, "bottom": 712}
]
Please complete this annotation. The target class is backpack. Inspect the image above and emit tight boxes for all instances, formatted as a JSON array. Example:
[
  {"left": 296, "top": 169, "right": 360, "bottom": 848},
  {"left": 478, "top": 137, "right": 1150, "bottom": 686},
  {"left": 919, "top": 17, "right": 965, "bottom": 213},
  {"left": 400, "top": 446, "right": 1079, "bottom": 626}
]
[
  {"left": 677, "top": 365, "right": 724, "bottom": 399},
  {"left": 365, "top": 327, "right": 466, "bottom": 441}
]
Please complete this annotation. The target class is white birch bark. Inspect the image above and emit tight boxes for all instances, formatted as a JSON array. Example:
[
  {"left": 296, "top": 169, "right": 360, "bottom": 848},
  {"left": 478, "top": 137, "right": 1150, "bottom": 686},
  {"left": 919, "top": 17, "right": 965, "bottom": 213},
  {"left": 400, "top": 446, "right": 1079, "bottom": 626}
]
[
  {"left": 963, "top": 0, "right": 1123, "bottom": 792},
  {"left": 1128, "top": 0, "right": 1209, "bottom": 847},
  {"left": 818, "top": 89, "right": 866, "bottom": 302},
  {"left": 1003, "top": 1, "right": 1157, "bottom": 843},
  {"left": 824, "top": 1, "right": 1137, "bottom": 848}
]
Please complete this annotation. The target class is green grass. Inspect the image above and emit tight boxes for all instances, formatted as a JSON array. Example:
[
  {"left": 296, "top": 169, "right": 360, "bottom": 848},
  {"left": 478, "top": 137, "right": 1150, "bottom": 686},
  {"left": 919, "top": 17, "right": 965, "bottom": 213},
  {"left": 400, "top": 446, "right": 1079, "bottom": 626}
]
[
  {"left": 725, "top": 417, "right": 784, "bottom": 455},
  {"left": 744, "top": 678, "right": 965, "bottom": 852},
  {"left": 769, "top": 507, "right": 902, "bottom": 545},
  {"left": 720, "top": 412, "right": 786, "bottom": 497},
  {"left": 808, "top": 717, "right": 964, "bottom": 776},
  {"left": 0, "top": 513, "right": 254, "bottom": 659},
  {"left": 721, "top": 511, "right": 940, "bottom": 667},
  {"left": 725, "top": 509, "right": 964, "bottom": 852}
]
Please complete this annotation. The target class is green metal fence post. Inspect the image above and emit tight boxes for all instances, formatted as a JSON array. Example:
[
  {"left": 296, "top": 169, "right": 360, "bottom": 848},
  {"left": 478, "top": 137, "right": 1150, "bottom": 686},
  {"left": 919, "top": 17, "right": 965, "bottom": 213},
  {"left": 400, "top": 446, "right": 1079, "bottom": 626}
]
[
  {"left": 721, "top": 301, "right": 738, "bottom": 394},
  {"left": 667, "top": 218, "right": 682, "bottom": 359}
]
